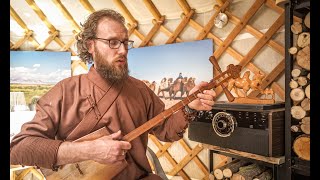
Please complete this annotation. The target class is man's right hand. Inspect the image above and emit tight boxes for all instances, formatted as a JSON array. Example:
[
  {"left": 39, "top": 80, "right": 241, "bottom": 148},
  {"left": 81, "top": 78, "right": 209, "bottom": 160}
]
[{"left": 56, "top": 130, "right": 131, "bottom": 166}]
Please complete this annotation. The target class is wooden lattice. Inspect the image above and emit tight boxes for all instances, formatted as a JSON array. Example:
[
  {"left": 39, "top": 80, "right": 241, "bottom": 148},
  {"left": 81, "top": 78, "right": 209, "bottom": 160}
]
[{"left": 10, "top": 0, "right": 303, "bottom": 179}]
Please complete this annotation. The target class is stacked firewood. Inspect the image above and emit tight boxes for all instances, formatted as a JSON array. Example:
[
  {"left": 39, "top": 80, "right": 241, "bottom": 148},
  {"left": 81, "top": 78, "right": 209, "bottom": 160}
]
[
  {"left": 209, "top": 159, "right": 273, "bottom": 180},
  {"left": 289, "top": 11, "right": 310, "bottom": 162}
]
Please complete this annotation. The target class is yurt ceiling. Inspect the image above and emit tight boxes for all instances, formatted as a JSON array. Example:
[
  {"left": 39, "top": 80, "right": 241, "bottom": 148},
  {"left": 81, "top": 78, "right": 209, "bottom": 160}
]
[
  {"left": 10, "top": 0, "right": 284, "bottom": 54},
  {"left": 11, "top": 0, "right": 295, "bottom": 101}
]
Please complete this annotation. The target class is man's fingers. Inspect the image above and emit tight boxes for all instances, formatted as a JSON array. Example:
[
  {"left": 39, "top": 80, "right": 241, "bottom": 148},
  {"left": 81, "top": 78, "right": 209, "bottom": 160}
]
[{"left": 110, "top": 130, "right": 122, "bottom": 140}]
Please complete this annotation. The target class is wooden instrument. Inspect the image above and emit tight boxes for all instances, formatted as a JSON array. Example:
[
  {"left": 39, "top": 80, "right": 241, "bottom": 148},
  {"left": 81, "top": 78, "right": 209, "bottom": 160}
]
[{"left": 41, "top": 64, "right": 242, "bottom": 180}]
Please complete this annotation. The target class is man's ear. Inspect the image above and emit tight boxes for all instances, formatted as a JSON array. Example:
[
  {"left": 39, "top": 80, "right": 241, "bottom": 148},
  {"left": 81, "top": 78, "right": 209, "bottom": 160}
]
[{"left": 87, "top": 40, "right": 94, "bottom": 54}]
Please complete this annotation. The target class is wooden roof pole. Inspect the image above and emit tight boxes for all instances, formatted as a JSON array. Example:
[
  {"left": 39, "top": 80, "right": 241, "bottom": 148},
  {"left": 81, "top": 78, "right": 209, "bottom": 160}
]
[
  {"left": 142, "top": 0, "right": 162, "bottom": 20},
  {"left": 138, "top": 0, "right": 165, "bottom": 47},
  {"left": 166, "top": 9, "right": 195, "bottom": 44},
  {"left": 113, "top": 0, "right": 137, "bottom": 25},
  {"left": 113, "top": 0, "right": 154, "bottom": 46},
  {"left": 51, "top": 0, "right": 81, "bottom": 32},
  {"left": 176, "top": 0, "right": 191, "bottom": 14},
  {"left": 143, "top": 0, "right": 183, "bottom": 43},
  {"left": 36, "top": 31, "right": 59, "bottom": 50},
  {"left": 25, "top": 0, "right": 57, "bottom": 32},
  {"left": 10, "top": 6, "right": 39, "bottom": 48},
  {"left": 25, "top": 0, "right": 76, "bottom": 54},
  {"left": 79, "top": 0, "right": 95, "bottom": 13},
  {"left": 11, "top": 30, "right": 33, "bottom": 50}
]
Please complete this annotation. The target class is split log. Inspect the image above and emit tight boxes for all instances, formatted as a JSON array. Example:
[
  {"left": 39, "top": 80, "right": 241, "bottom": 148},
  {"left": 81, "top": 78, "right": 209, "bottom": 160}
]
[
  {"left": 291, "top": 106, "right": 306, "bottom": 120},
  {"left": 222, "top": 159, "right": 251, "bottom": 178},
  {"left": 300, "top": 98, "right": 310, "bottom": 111},
  {"left": 305, "top": 84, "right": 310, "bottom": 99},
  {"left": 290, "top": 88, "right": 305, "bottom": 103},
  {"left": 296, "top": 45, "right": 310, "bottom": 71},
  {"left": 289, "top": 46, "right": 298, "bottom": 55},
  {"left": 291, "top": 22, "right": 302, "bottom": 34},
  {"left": 291, "top": 124, "right": 301, "bottom": 133},
  {"left": 213, "top": 159, "right": 241, "bottom": 179},
  {"left": 291, "top": 69, "right": 301, "bottom": 78},
  {"left": 293, "top": 135, "right": 310, "bottom": 161},
  {"left": 253, "top": 169, "right": 273, "bottom": 180},
  {"left": 289, "top": 79, "right": 298, "bottom": 89},
  {"left": 304, "top": 12, "right": 310, "bottom": 28},
  {"left": 300, "top": 117, "right": 310, "bottom": 134},
  {"left": 297, "top": 76, "right": 308, "bottom": 87},
  {"left": 297, "top": 32, "right": 310, "bottom": 48},
  {"left": 231, "top": 164, "right": 266, "bottom": 180},
  {"left": 209, "top": 172, "right": 216, "bottom": 180},
  {"left": 307, "top": 73, "right": 310, "bottom": 79}
]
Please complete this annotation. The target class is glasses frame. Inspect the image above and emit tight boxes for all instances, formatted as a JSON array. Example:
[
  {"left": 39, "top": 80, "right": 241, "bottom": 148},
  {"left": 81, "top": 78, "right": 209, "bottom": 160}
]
[{"left": 94, "top": 37, "right": 134, "bottom": 50}]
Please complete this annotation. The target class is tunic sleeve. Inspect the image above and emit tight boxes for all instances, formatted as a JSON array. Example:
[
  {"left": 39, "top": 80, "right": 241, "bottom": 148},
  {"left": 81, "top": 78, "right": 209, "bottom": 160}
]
[
  {"left": 10, "top": 82, "right": 64, "bottom": 169},
  {"left": 146, "top": 87, "right": 189, "bottom": 142}
]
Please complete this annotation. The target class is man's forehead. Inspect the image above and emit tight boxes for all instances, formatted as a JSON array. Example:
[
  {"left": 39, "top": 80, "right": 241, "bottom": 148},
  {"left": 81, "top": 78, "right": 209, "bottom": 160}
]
[{"left": 96, "top": 18, "right": 127, "bottom": 37}]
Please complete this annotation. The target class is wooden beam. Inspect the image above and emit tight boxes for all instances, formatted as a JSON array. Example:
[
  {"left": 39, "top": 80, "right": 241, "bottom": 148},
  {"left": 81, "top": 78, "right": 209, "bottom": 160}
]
[
  {"left": 10, "top": 6, "right": 28, "bottom": 30},
  {"left": 168, "top": 144, "right": 203, "bottom": 176},
  {"left": 238, "top": 12, "right": 285, "bottom": 68},
  {"left": 139, "top": 16, "right": 165, "bottom": 47},
  {"left": 25, "top": 0, "right": 57, "bottom": 32},
  {"left": 113, "top": 0, "right": 138, "bottom": 25},
  {"left": 176, "top": 0, "right": 191, "bottom": 14},
  {"left": 159, "top": 26, "right": 183, "bottom": 43},
  {"left": 11, "top": 30, "right": 33, "bottom": 50},
  {"left": 142, "top": 0, "right": 162, "bottom": 20},
  {"left": 10, "top": 6, "right": 40, "bottom": 48},
  {"left": 196, "top": 0, "right": 232, "bottom": 40},
  {"left": 52, "top": 0, "right": 81, "bottom": 32},
  {"left": 36, "top": 31, "right": 59, "bottom": 50},
  {"left": 79, "top": 0, "right": 95, "bottom": 13},
  {"left": 166, "top": 10, "right": 194, "bottom": 44},
  {"left": 271, "top": 82, "right": 285, "bottom": 100},
  {"left": 149, "top": 135, "right": 189, "bottom": 179},
  {"left": 179, "top": 140, "right": 209, "bottom": 178},
  {"left": 54, "top": 37, "right": 77, "bottom": 55},
  {"left": 213, "top": 0, "right": 265, "bottom": 59}
]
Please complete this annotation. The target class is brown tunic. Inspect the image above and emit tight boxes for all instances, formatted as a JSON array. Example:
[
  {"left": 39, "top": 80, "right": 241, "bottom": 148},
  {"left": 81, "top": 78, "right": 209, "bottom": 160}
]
[{"left": 10, "top": 66, "right": 189, "bottom": 179}]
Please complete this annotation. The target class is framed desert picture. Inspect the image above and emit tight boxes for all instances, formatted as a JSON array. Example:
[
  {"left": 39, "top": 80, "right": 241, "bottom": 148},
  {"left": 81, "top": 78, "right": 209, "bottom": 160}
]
[
  {"left": 10, "top": 51, "right": 71, "bottom": 141},
  {"left": 128, "top": 39, "right": 214, "bottom": 108},
  {"left": 10, "top": 51, "right": 71, "bottom": 112}
]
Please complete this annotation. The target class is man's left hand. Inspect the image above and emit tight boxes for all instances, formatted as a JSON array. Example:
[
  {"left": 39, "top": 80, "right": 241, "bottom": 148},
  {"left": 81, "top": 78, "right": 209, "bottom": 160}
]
[{"left": 187, "top": 81, "right": 216, "bottom": 111}]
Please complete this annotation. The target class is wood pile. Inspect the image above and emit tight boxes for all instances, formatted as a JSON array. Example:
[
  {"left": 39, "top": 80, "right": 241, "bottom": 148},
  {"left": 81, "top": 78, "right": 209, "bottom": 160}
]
[
  {"left": 289, "top": 11, "right": 310, "bottom": 161},
  {"left": 209, "top": 159, "right": 273, "bottom": 180}
]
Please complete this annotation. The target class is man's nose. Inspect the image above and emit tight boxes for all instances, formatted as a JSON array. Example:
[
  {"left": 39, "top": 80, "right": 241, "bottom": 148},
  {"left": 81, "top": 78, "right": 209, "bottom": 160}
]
[{"left": 117, "top": 43, "right": 127, "bottom": 54}]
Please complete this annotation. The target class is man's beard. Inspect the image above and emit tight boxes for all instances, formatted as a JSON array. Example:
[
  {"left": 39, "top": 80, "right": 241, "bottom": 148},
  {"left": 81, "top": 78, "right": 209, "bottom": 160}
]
[{"left": 94, "top": 49, "right": 129, "bottom": 83}]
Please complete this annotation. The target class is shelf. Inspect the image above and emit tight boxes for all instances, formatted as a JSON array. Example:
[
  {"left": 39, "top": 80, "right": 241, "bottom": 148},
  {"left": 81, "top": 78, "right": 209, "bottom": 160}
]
[{"left": 202, "top": 143, "right": 285, "bottom": 166}]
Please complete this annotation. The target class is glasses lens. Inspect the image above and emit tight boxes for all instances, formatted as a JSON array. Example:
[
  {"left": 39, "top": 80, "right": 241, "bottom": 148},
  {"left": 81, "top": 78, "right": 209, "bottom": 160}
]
[{"left": 109, "top": 40, "right": 121, "bottom": 49}]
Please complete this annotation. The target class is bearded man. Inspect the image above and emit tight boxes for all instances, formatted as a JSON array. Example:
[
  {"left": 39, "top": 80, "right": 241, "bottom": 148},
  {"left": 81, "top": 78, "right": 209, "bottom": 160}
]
[{"left": 10, "top": 9, "right": 216, "bottom": 180}]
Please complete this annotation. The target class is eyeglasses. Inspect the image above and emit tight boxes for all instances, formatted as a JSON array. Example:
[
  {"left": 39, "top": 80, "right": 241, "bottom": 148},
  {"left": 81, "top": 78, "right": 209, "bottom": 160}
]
[{"left": 94, "top": 37, "right": 134, "bottom": 50}]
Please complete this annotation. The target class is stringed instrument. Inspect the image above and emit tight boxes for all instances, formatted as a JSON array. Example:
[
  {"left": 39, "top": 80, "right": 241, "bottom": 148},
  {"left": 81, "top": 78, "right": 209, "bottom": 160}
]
[{"left": 40, "top": 63, "right": 242, "bottom": 180}]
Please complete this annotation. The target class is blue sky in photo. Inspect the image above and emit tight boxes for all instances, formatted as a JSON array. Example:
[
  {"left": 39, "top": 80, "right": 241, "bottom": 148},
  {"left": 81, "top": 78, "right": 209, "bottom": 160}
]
[
  {"left": 10, "top": 51, "right": 71, "bottom": 84},
  {"left": 128, "top": 39, "right": 214, "bottom": 85}
]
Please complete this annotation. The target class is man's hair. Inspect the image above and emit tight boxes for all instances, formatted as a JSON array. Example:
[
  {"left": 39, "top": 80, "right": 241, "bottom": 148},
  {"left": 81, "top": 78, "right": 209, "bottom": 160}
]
[{"left": 76, "top": 9, "right": 126, "bottom": 64}]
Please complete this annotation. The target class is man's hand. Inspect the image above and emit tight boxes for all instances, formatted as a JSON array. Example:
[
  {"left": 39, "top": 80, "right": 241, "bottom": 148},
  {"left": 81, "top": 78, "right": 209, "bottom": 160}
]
[
  {"left": 187, "top": 81, "right": 216, "bottom": 111},
  {"left": 56, "top": 130, "right": 131, "bottom": 166},
  {"left": 89, "top": 130, "right": 131, "bottom": 164}
]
